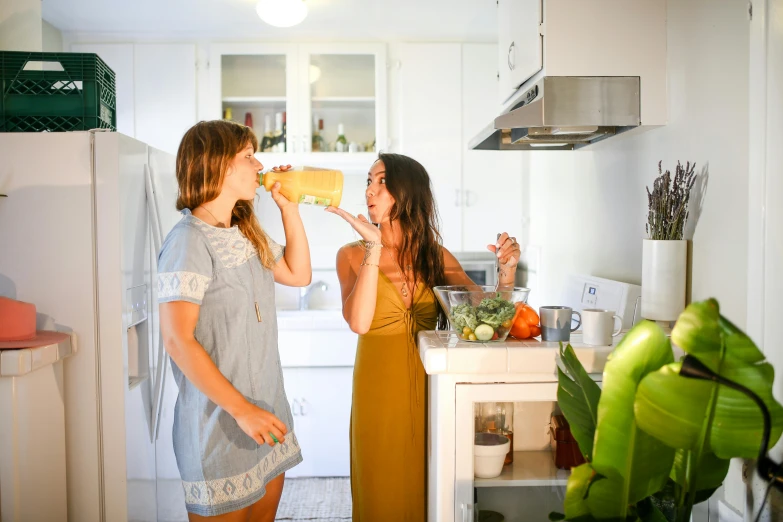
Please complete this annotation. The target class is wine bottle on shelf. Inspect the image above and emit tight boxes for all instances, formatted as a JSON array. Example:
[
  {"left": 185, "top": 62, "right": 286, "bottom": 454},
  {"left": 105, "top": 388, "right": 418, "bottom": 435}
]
[
  {"left": 335, "top": 123, "right": 347, "bottom": 153},
  {"left": 272, "top": 112, "right": 284, "bottom": 153},
  {"left": 312, "top": 116, "right": 325, "bottom": 152},
  {"left": 223, "top": 107, "right": 233, "bottom": 121},
  {"left": 281, "top": 111, "right": 287, "bottom": 153},
  {"left": 261, "top": 115, "right": 274, "bottom": 153},
  {"left": 244, "top": 112, "right": 253, "bottom": 130}
]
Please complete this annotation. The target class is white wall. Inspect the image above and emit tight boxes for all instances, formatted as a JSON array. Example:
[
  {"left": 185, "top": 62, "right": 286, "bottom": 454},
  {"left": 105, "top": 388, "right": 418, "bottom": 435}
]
[
  {"left": 747, "top": 0, "right": 783, "bottom": 518},
  {"left": 42, "top": 20, "right": 64, "bottom": 52},
  {"left": 0, "top": 0, "right": 42, "bottom": 51},
  {"left": 525, "top": 0, "right": 750, "bottom": 329}
]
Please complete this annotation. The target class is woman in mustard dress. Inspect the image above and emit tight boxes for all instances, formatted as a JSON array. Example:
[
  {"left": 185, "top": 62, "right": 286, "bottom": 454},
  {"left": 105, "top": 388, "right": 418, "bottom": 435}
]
[{"left": 326, "top": 153, "right": 521, "bottom": 521}]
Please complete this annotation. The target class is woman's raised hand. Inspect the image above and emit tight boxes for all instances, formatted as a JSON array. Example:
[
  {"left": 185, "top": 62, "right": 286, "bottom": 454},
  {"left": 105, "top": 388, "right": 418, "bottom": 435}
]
[
  {"left": 488, "top": 232, "right": 521, "bottom": 269},
  {"left": 325, "top": 207, "right": 382, "bottom": 243}
]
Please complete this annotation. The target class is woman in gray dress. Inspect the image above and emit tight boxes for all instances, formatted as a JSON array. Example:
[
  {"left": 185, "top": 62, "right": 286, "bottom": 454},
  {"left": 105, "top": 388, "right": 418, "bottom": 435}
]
[{"left": 158, "top": 120, "right": 311, "bottom": 521}]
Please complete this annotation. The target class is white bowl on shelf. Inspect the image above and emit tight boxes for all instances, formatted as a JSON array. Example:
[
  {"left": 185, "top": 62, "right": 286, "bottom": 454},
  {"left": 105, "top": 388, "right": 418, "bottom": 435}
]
[{"left": 473, "top": 432, "right": 510, "bottom": 478}]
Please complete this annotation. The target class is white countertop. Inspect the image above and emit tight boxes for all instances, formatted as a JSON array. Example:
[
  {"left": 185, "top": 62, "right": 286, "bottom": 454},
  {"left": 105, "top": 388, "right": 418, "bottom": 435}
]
[
  {"left": 0, "top": 333, "right": 76, "bottom": 377},
  {"left": 417, "top": 330, "right": 620, "bottom": 375}
]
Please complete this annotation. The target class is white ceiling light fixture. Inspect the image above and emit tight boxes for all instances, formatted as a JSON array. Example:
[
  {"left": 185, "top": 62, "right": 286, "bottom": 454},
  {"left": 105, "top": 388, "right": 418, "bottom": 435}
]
[{"left": 255, "top": 0, "right": 308, "bottom": 28}]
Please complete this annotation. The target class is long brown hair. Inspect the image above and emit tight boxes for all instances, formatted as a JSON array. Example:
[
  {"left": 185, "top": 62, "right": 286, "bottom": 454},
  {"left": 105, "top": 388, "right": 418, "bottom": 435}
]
[
  {"left": 379, "top": 152, "right": 447, "bottom": 326},
  {"left": 175, "top": 120, "right": 276, "bottom": 268}
]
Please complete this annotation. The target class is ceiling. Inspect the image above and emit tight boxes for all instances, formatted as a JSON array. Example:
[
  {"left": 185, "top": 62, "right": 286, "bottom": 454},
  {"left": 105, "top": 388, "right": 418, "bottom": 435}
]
[{"left": 43, "top": 0, "right": 499, "bottom": 42}]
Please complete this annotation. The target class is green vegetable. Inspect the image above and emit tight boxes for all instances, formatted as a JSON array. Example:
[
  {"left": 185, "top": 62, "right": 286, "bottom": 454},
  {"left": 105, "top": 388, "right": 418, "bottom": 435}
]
[
  {"left": 474, "top": 324, "right": 495, "bottom": 341},
  {"left": 450, "top": 303, "right": 478, "bottom": 331},
  {"left": 475, "top": 296, "right": 516, "bottom": 328}
]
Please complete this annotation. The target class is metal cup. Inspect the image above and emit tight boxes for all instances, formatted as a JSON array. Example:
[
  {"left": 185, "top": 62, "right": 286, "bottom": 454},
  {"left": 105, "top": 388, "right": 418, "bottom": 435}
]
[{"left": 539, "top": 306, "right": 582, "bottom": 342}]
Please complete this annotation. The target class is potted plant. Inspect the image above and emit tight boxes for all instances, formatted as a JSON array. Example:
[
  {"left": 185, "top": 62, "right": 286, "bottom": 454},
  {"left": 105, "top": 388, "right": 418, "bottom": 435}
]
[
  {"left": 551, "top": 299, "right": 783, "bottom": 522},
  {"left": 642, "top": 161, "right": 697, "bottom": 322}
]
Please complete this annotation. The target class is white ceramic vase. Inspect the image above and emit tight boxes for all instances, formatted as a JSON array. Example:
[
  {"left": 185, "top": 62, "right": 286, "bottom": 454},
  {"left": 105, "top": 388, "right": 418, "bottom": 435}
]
[{"left": 641, "top": 239, "right": 687, "bottom": 321}]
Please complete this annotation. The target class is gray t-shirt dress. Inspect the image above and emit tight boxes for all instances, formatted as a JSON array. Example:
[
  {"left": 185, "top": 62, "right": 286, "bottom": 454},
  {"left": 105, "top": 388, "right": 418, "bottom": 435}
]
[{"left": 157, "top": 209, "right": 302, "bottom": 517}]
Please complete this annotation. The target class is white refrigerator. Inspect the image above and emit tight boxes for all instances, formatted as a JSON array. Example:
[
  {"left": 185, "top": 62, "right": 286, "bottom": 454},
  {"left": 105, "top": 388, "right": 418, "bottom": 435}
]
[{"left": 0, "top": 131, "right": 185, "bottom": 522}]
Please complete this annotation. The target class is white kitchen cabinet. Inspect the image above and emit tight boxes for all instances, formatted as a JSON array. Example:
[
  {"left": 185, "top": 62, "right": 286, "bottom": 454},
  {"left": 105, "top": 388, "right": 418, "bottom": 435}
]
[
  {"left": 207, "top": 43, "right": 298, "bottom": 151},
  {"left": 420, "top": 331, "right": 610, "bottom": 521},
  {"left": 398, "top": 43, "right": 526, "bottom": 253},
  {"left": 461, "top": 44, "right": 526, "bottom": 252},
  {"left": 207, "top": 43, "right": 386, "bottom": 166},
  {"left": 497, "top": 0, "right": 543, "bottom": 103},
  {"left": 398, "top": 43, "right": 463, "bottom": 251},
  {"left": 297, "top": 43, "right": 387, "bottom": 157},
  {"left": 282, "top": 367, "right": 353, "bottom": 478},
  {"left": 134, "top": 44, "right": 197, "bottom": 156},
  {"left": 455, "top": 383, "right": 564, "bottom": 522}
]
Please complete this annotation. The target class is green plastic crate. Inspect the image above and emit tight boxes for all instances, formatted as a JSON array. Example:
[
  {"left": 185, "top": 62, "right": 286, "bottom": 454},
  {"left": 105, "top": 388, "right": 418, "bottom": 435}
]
[{"left": 0, "top": 51, "right": 117, "bottom": 132}]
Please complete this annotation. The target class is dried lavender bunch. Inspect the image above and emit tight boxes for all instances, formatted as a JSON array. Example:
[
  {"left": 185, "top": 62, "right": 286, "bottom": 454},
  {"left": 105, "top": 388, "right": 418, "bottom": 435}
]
[{"left": 646, "top": 161, "right": 697, "bottom": 240}]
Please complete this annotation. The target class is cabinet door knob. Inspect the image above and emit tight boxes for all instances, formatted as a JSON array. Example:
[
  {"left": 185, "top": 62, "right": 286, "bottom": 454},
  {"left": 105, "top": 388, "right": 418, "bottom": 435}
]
[
  {"left": 300, "top": 398, "right": 308, "bottom": 416},
  {"left": 508, "top": 42, "right": 516, "bottom": 71},
  {"left": 292, "top": 398, "right": 300, "bottom": 416},
  {"left": 455, "top": 189, "right": 461, "bottom": 207}
]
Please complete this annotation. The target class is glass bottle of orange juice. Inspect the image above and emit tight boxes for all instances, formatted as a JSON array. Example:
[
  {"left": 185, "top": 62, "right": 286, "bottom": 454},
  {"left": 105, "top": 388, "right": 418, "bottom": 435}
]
[{"left": 258, "top": 166, "right": 344, "bottom": 207}]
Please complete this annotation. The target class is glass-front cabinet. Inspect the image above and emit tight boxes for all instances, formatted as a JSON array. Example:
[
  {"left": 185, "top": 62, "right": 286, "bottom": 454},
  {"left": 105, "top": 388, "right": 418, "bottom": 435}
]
[
  {"left": 298, "top": 44, "right": 385, "bottom": 157},
  {"left": 209, "top": 44, "right": 297, "bottom": 151},
  {"left": 209, "top": 43, "right": 386, "bottom": 168}
]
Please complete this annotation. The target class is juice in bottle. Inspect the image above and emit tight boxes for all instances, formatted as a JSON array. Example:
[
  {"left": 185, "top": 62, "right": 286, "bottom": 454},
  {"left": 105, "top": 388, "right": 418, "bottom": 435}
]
[{"left": 258, "top": 166, "right": 344, "bottom": 207}]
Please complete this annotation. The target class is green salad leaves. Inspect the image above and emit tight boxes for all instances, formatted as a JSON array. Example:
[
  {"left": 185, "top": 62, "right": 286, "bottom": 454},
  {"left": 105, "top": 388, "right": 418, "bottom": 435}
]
[{"left": 450, "top": 295, "right": 515, "bottom": 330}]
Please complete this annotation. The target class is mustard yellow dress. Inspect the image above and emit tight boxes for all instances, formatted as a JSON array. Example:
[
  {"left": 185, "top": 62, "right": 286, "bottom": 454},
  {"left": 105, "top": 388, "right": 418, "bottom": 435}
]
[{"left": 350, "top": 271, "right": 438, "bottom": 522}]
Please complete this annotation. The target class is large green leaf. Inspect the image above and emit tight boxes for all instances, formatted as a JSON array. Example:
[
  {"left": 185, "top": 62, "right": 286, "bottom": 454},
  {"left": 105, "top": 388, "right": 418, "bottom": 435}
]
[
  {"left": 636, "top": 300, "right": 783, "bottom": 459},
  {"left": 670, "top": 449, "right": 729, "bottom": 494},
  {"left": 586, "top": 321, "right": 676, "bottom": 518},
  {"left": 634, "top": 299, "right": 783, "bottom": 521},
  {"left": 671, "top": 299, "right": 764, "bottom": 371},
  {"left": 558, "top": 343, "right": 603, "bottom": 460},
  {"left": 635, "top": 360, "right": 783, "bottom": 458},
  {"left": 633, "top": 364, "right": 712, "bottom": 449},
  {"left": 564, "top": 462, "right": 596, "bottom": 519}
]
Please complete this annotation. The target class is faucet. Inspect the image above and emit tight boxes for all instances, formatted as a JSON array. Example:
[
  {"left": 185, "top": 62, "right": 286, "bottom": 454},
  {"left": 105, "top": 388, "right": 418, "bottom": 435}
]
[{"left": 299, "top": 281, "right": 329, "bottom": 311}]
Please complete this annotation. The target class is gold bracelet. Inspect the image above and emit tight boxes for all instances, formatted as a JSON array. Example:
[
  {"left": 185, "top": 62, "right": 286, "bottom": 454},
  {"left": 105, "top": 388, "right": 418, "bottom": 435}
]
[{"left": 360, "top": 262, "right": 379, "bottom": 267}]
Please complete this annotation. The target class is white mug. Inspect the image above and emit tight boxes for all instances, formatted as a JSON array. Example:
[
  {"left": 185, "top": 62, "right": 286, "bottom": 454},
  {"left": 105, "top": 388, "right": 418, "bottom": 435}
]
[{"left": 581, "top": 309, "right": 623, "bottom": 346}]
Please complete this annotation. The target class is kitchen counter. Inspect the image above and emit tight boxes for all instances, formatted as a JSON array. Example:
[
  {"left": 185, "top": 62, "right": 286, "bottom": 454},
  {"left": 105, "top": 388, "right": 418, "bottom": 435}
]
[
  {"left": 420, "top": 330, "right": 619, "bottom": 522},
  {"left": 418, "top": 330, "right": 619, "bottom": 377}
]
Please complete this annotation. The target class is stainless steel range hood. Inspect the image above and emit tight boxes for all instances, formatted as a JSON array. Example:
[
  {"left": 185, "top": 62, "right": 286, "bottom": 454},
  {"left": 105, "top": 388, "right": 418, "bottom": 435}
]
[{"left": 469, "top": 76, "right": 641, "bottom": 151}]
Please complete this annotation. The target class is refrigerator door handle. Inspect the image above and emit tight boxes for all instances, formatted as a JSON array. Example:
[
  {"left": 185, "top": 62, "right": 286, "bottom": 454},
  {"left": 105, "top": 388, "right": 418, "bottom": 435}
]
[{"left": 146, "top": 164, "right": 168, "bottom": 442}]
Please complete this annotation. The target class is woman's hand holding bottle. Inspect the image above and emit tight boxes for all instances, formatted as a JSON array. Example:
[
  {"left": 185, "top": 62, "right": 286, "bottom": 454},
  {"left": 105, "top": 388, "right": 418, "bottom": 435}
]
[{"left": 268, "top": 164, "right": 294, "bottom": 211}]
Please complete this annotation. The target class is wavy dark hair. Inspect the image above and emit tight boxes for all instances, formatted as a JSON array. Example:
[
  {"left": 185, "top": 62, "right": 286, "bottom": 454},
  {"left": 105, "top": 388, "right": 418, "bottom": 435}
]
[{"left": 378, "top": 152, "right": 448, "bottom": 327}]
